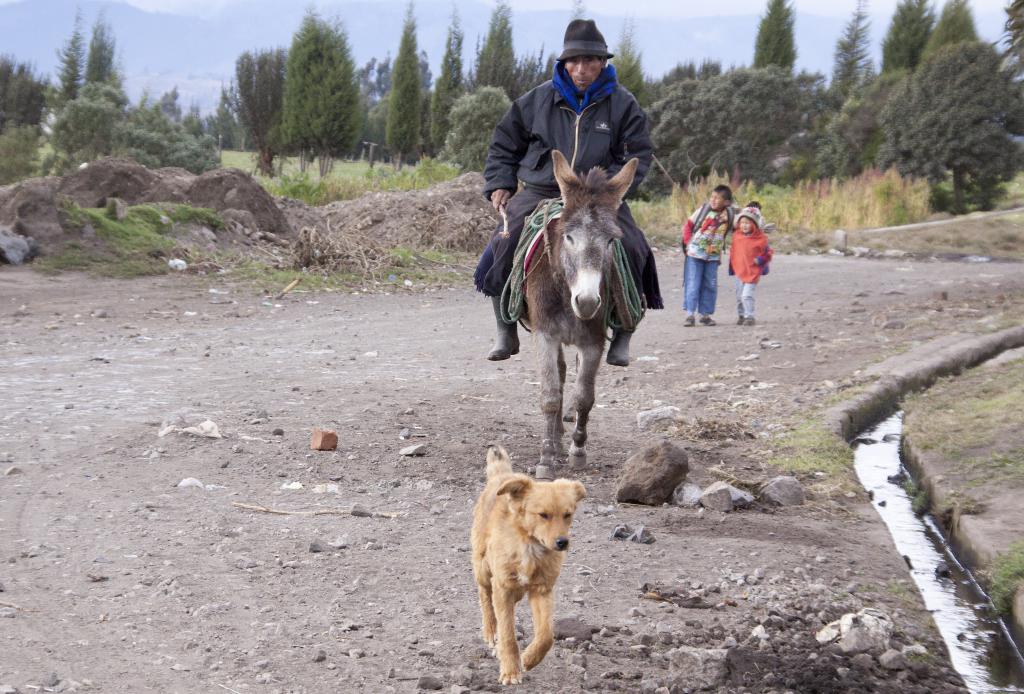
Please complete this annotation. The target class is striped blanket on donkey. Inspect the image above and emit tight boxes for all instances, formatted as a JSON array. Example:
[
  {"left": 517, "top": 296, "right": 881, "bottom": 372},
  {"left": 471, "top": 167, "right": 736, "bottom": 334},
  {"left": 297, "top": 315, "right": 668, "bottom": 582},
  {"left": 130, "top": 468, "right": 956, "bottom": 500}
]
[{"left": 499, "top": 198, "right": 645, "bottom": 332}]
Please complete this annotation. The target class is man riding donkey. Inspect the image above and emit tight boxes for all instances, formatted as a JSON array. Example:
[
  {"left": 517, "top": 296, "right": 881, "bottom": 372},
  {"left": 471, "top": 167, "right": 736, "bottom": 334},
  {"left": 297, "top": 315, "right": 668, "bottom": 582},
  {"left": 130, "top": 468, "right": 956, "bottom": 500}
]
[{"left": 474, "top": 18, "right": 663, "bottom": 367}]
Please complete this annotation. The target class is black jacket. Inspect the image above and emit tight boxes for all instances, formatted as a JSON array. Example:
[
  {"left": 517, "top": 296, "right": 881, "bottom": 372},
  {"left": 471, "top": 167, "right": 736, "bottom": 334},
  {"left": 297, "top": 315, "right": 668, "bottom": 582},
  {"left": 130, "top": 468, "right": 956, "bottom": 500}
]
[{"left": 482, "top": 80, "right": 653, "bottom": 200}]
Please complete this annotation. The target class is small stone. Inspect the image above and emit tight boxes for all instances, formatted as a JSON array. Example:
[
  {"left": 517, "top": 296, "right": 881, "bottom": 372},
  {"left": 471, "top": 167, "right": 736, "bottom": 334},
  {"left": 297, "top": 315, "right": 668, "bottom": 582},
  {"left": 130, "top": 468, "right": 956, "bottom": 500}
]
[
  {"left": 41, "top": 674, "right": 59, "bottom": 688},
  {"left": 671, "top": 483, "right": 703, "bottom": 508},
  {"left": 272, "top": 428, "right": 285, "bottom": 436},
  {"left": 751, "top": 625, "right": 768, "bottom": 641},
  {"left": 4, "top": 466, "right": 23, "bottom": 476},
  {"left": 760, "top": 476, "right": 805, "bottom": 506},
  {"left": 616, "top": 440, "right": 689, "bottom": 505},
  {"left": 416, "top": 675, "right": 444, "bottom": 690},
  {"left": 309, "top": 540, "right": 327, "bottom": 553},
  {"left": 254, "top": 659, "right": 270, "bottom": 670},
  {"left": 312, "top": 649, "right": 327, "bottom": 663},
  {"left": 879, "top": 649, "right": 907, "bottom": 670},
  {"left": 0, "top": 608, "right": 17, "bottom": 618},
  {"left": 399, "top": 444, "right": 428, "bottom": 456},
  {"left": 349, "top": 649, "right": 366, "bottom": 659},
  {"left": 636, "top": 406, "right": 680, "bottom": 431},
  {"left": 0, "top": 685, "right": 20, "bottom": 694},
  {"left": 234, "top": 557, "right": 258, "bottom": 569},
  {"left": 699, "top": 482, "right": 734, "bottom": 512},
  {"left": 882, "top": 319, "right": 905, "bottom": 330},
  {"left": 555, "top": 617, "right": 596, "bottom": 641},
  {"left": 350, "top": 504, "right": 372, "bottom": 518},
  {"left": 851, "top": 653, "right": 874, "bottom": 671},
  {"left": 177, "top": 477, "right": 204, "bottom": 489},
  {"left": 328, "top": 536, "right": 350, "bottom": 549}
]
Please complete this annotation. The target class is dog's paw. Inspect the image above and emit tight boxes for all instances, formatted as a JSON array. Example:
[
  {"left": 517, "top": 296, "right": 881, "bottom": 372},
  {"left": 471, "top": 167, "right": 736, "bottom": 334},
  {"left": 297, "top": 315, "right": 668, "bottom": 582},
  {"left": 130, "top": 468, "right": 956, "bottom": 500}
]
[{"left": 498, "top": 667, "right": 523, "bottom": 685}]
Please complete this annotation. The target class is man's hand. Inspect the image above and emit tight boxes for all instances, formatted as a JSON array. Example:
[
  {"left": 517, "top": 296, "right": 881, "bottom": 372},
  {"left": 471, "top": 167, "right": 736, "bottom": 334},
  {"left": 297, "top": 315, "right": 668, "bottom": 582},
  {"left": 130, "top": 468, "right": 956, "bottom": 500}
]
[{"left": 490, "top": 189, "right": 512, "bottom": 212}]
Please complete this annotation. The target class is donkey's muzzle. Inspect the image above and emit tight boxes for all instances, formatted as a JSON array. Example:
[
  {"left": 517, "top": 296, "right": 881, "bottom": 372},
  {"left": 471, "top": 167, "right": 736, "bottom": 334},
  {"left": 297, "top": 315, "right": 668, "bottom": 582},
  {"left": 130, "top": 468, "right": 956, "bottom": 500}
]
[{"left": 571, "top": 293, "right": 602, "bottom": 320}]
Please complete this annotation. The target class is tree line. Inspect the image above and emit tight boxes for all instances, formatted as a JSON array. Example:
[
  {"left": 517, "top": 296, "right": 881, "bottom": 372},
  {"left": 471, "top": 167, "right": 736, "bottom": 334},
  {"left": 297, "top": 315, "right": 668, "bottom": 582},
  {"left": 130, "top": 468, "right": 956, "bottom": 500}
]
[{"left": 1, "top": 0, "right": 1022, "bottom": 212}]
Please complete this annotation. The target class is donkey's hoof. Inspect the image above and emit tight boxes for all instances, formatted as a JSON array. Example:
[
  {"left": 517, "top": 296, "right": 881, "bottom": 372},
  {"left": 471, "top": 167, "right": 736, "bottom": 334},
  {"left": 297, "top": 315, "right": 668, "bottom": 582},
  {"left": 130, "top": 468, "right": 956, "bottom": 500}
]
[
  {"left": 562, "top": 411, "right": 576, "bottom": 423},
  {"left": 534, "top": 464, "right": 554, "bottom": 480},
  {"left": 568, "top": 446, "right": 587, "bottom": 469}
]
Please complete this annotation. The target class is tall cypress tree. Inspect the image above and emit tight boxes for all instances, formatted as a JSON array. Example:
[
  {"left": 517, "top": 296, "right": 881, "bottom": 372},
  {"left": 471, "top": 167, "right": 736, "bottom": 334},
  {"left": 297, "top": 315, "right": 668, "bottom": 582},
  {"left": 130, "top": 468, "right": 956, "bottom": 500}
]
[
  {"left": 475, "top": 1, "right": 516, "bottom": 99},
  {"left": 234, "top": 48, "right": 287, "bottom": 176},
  {"left": 882, "top": 0, "right": 935, "bottom": 72},
  {"left": 1007, "top": 0, "right": 1024, "bottom": 73},
  {"left": 923, "top": 0, "right": 977, "bottom": 59},
  {"left": 615, "top": 19, "right": 645, "bottom": 103},
  {"left": 430, "top": 9, "right": 463, "bottom": 155},
  {"left": 55, "top": 10, "right": 85, "bottom": 108},
  {"left": 832, "top": 0, "right": 873, "bottom": 101},
  {"left": 282, "top": 11, "right": 361, "bottom": 176},
  {"left": 84, "top": 12, "right": 117, "bottom": 86},
  {"left": 386, "top": 3, "right": 421, "bottom": 169},
  {"left": 753, "top": 0, "right": 797, "bottom": 71}
]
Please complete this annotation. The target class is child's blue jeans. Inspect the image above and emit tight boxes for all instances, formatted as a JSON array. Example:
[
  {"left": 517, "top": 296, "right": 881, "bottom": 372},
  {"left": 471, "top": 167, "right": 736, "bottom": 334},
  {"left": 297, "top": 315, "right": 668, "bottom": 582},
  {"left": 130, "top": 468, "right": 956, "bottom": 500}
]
[{"left": 683, "top": 255, "right": 719, "bottom": 315}]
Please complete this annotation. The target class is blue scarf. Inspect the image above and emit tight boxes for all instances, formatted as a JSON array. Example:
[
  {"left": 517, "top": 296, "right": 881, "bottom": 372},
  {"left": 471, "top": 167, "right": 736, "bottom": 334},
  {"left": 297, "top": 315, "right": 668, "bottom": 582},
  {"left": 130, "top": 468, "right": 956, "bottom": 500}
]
[{"left": 552, "top": 61, "right": 618, "bottom": 114}]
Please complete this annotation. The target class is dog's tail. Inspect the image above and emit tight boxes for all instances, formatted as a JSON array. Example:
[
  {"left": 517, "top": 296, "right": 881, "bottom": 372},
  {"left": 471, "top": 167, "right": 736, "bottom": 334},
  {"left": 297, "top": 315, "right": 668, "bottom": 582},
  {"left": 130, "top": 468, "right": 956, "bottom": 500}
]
[{"left": 486, "top": 445, "right": 512, "bottom": 479}]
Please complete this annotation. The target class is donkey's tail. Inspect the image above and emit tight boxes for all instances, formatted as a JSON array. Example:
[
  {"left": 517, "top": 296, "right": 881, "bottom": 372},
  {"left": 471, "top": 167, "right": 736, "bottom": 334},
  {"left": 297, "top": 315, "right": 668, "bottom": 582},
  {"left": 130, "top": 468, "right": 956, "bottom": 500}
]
[{"left": 485, "top": 445, "right": 513, "bottom": 479}]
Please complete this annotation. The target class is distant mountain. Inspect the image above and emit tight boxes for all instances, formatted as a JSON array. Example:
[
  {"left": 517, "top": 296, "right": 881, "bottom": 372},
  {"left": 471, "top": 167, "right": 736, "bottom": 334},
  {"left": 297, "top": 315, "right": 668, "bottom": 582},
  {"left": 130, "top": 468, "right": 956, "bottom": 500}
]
[{"left": 0, "top": 0, "right": 1007, "bottom": 114}]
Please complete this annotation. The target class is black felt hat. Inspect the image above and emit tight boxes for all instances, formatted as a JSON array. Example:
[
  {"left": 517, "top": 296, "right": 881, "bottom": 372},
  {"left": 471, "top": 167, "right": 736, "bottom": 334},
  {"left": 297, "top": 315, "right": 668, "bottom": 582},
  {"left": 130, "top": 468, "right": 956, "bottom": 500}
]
[{"left": 558, "top": 19, "right": 613, "bottom": 61}]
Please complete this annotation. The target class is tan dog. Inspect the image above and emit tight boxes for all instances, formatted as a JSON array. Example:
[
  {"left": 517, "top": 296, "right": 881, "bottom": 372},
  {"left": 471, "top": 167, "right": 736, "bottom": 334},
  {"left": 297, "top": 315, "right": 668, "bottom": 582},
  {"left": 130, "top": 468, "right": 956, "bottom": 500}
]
[{"left": 471, "top": 446, "right": 587, "bottom": 685}]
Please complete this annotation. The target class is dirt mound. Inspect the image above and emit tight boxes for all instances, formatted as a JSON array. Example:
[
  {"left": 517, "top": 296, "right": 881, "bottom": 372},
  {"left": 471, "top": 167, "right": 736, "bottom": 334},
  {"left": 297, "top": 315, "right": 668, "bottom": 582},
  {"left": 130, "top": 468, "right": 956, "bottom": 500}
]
[
  {"left": 185, "top": 168, "right": 292, "bottom": 239},
  {"left": 57, "top": 157, "right": 158, "bottom": 207},
  {"left": 280, "top": 173, "right": 496, "bottom": 271},
  {"left": 0, "top": 159, "right": 294, "bottom": 263}
]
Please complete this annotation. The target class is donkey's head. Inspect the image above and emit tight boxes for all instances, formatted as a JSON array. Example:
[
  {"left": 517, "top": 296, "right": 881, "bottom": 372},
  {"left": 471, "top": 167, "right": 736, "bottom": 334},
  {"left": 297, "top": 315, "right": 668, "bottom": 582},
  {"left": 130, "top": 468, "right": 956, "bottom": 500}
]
[{"left": 550, "top": 149, "right": 639, "bottom": 321}]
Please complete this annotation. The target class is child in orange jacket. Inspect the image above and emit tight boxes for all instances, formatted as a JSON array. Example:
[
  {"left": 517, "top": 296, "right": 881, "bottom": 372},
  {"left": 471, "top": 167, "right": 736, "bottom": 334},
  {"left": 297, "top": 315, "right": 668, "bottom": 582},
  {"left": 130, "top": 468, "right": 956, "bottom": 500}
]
[{"left": 728, "top": 203, "right": 772, "bottom": 326}]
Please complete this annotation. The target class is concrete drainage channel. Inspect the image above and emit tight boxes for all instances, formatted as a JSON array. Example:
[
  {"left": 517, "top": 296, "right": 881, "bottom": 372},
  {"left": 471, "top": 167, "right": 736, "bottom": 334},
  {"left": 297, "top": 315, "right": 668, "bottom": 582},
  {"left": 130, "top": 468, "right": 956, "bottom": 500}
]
[
  {"left": 855, "top": 413, "right": 1024, "bottom": 691},
  {"left": 826, "top": 324, "right": 1024, "bottom": 692}
]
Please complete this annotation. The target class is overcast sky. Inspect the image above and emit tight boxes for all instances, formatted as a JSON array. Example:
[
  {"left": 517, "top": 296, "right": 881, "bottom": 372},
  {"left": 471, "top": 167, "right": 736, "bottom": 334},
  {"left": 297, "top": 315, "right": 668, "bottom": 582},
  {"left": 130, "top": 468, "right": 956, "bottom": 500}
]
[{"left": 0, "top": 0, "right": 1012, "bottom": 19}]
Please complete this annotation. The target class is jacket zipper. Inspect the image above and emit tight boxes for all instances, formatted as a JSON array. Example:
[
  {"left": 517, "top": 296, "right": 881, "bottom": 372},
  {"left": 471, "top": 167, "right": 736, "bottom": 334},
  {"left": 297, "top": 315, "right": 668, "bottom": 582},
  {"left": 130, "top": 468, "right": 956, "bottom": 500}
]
[{"left": 561, "top": 103, "right": 598, "bottom": 169}]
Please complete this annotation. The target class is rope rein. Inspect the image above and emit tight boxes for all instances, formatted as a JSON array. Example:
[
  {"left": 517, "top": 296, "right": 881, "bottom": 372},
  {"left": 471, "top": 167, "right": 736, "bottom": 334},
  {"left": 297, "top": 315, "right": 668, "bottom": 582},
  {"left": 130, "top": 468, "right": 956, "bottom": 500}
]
[{"left": 499, "top": 197, "right": 645, "bottom": 334}]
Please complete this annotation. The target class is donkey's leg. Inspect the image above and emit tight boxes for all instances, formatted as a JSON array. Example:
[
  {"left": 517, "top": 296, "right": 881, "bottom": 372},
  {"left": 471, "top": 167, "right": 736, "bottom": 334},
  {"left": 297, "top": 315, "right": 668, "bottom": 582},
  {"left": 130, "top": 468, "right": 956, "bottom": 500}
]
[
  {"left": 568, "top": 339, "right": 603, "bottom": 469},
  {"left": 537, "top": 335, "right": 565, "bottom": 475},
  {"left": 562, "top": 352, "right": 578, "bottom": 423}
]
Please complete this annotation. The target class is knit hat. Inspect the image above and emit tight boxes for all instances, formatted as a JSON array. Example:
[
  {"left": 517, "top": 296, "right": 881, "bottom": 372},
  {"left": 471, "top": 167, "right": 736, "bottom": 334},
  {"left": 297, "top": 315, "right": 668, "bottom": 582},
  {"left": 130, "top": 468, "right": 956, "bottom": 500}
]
[
  {"left": 736, "top": 206, "right": 764, "bottom": 230},
  {"left": 558, "top": 19, "right": 613, "bottom": 61}
]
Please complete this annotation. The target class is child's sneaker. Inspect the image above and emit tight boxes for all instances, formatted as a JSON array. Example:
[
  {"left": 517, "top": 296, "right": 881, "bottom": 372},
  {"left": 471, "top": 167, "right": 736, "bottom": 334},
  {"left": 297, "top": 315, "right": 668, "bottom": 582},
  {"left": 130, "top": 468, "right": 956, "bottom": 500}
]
[
  {"left": 699, "top": 314, "right": 716, "bottom": 326},
  {"left": 743, "top": 317, "right": 756, "bottom": 326},
  {"left": 684, "top": 315, "right": 695, "bottom": 327}
]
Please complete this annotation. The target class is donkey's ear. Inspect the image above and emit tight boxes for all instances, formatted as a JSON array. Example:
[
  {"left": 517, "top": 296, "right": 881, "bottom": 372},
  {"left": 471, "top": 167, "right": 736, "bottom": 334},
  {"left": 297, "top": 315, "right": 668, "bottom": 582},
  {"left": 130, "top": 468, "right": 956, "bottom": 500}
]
[
  {"left": 605, "top": 157, "right": 639, "bottom": 207},
  {"left": 551, "top": 149, "right": 580, "bottom": 202}
]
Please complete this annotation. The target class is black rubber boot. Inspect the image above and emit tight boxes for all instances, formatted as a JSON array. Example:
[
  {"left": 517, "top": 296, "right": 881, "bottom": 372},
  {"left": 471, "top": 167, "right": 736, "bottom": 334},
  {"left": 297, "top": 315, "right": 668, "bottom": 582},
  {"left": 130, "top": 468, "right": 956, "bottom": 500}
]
[
  {"left": 487, "top": 296, "right": 520, "bottom": 361},
  {"left": 606, "top": 329, "right": 633, "bottom": 367}
]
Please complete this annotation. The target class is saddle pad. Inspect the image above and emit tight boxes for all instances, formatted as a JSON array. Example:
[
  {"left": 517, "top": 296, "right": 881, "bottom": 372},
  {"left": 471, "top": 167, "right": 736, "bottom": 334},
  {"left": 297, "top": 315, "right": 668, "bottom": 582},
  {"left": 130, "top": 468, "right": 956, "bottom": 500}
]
[{"left": 522, "top": 227, "right": 546, "bottom": 274}]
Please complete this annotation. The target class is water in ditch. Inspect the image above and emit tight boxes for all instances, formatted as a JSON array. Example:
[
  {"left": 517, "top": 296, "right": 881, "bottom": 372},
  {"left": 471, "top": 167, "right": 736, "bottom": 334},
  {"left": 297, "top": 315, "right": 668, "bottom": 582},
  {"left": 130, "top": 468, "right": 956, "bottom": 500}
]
[{"left": 854, "top": 412, "right": 1024, "bottom": 693}]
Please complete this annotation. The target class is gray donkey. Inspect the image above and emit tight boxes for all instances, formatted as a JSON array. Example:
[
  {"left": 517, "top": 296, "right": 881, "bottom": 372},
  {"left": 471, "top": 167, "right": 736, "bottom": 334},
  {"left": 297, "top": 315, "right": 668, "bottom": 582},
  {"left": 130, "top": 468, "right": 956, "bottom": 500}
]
[{"left": 524, "top": 149, "right": 639, "bottom": 480}]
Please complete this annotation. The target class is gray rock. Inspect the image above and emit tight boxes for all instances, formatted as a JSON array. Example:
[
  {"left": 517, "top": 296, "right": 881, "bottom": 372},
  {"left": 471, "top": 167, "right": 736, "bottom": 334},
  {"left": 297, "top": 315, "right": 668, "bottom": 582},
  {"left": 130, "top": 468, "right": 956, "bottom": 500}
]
[
  {"left": 328, "top": 536, "right": 350, "bottom": 549},
  {"left": 0, "top": 226, "right": 36, "bottom": 265},
  {"left": 851, "top": 653, "right": 875, "bottom": 671},
  {"left": 4, "top": 466, "right": 23, "bottom": 476},
  {"left": 882, "top": 320, "right": 906, "bottom": 330},
  {"left": 399, "top": 444, "right": 428, "bottom": 457},
  {"left": 234, "top": 557, "right": 258, "bottom": 570},
  {"left": 615, "top": 440, "right": 689, "bottom": 505},
  {"left": 349, "top": 649, "right": 366, "bottom": 659},
  {"left": 667, "top": 646, "right": 729, "bottom": 690},
  {"left": 833, "top": 229, "right": 848, "bottom": 252},
  {"left": 636, "top": 406, "right": 680, "bottom": 431},
  {"left": 699, "top": 482, "right": 734, "bottom": 512},
  {"left": 878, "top": 649, "right": 907, "bottom": 670},
  {"left": 40, "top": 674, "right": 59, "bottom": 688},
  {"left": 671, "top": 483, "right": 703, "bottom": 508},
  {"left": 554, "top": 617, "right": 596, "bottom": 641},
  {"left": 416, "top": 674, "right": 444, "bottom": 690},
  {"left": 0, "top": 684, "right": 20, "bottom": 694},
  {"left": 729, "top": 486, "right": 755, "bottom": 509},
  {"left": 309, "top": 540, "right": 327, "bottom": 553},
  {"left": 816, "top": 608, "right": 893, "bottom": 655},
  {"left": 0, "top": 608, "right": 16, "bottom": 618},
  {"left": 760, "top": 476, "right": 805, "bottom": 506}
]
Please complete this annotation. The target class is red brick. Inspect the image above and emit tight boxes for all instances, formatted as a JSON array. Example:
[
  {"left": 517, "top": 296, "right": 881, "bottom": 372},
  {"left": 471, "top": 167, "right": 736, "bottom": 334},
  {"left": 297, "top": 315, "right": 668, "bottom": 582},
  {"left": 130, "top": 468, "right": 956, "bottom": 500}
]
[{"left": 310, "top": 429, "right": 338, "bottom": 451}]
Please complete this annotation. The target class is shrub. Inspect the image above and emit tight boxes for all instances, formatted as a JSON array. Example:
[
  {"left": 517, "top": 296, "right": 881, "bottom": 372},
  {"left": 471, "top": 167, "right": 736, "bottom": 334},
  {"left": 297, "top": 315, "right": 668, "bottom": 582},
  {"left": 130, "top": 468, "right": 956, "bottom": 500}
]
[
  {"left": 441, "top": 87, "right": 510, "bottom": 171},
  {"left": 0, "top": 125, "right": 39, "bottom": 184},
  {"left": 991, "top": 542, "right": 1024, "bottom": 616}
]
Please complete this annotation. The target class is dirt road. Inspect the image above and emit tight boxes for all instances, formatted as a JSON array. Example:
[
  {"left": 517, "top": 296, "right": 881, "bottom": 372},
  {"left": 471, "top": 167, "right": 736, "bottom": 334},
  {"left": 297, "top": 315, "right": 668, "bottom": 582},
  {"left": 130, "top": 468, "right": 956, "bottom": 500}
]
[{"left": 2, "top": 252, "right": 1022, "bottom": 693}]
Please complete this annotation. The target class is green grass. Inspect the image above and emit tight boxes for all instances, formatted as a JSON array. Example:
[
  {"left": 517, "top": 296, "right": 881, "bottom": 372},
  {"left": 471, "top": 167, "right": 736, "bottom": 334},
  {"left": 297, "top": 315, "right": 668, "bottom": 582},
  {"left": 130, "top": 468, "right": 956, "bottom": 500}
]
[
  {"left": 220, "top": 151, "right": 461, "bottom": 205},
  {"left": 991, "top": 542, "right": 1024, "bottom": 616},
  {"left": 37, "top": 202, "right": 221, "bottom": 278},
  {"left": 904, "top": 359, "right": 1024, "bottom": 481},
  {"left": 769, "top": 419, "right": 855, "bottom": 481}
]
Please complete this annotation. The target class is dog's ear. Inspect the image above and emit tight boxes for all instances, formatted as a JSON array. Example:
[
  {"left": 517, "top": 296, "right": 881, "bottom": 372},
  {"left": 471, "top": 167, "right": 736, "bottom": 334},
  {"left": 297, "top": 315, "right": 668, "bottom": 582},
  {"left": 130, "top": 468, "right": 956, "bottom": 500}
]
[
  {"left": 570, "top": 481, "right": 587, "bottom": 503},
  {"left": 496, "top": 474, "right": 533, "bottom": 500}
]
